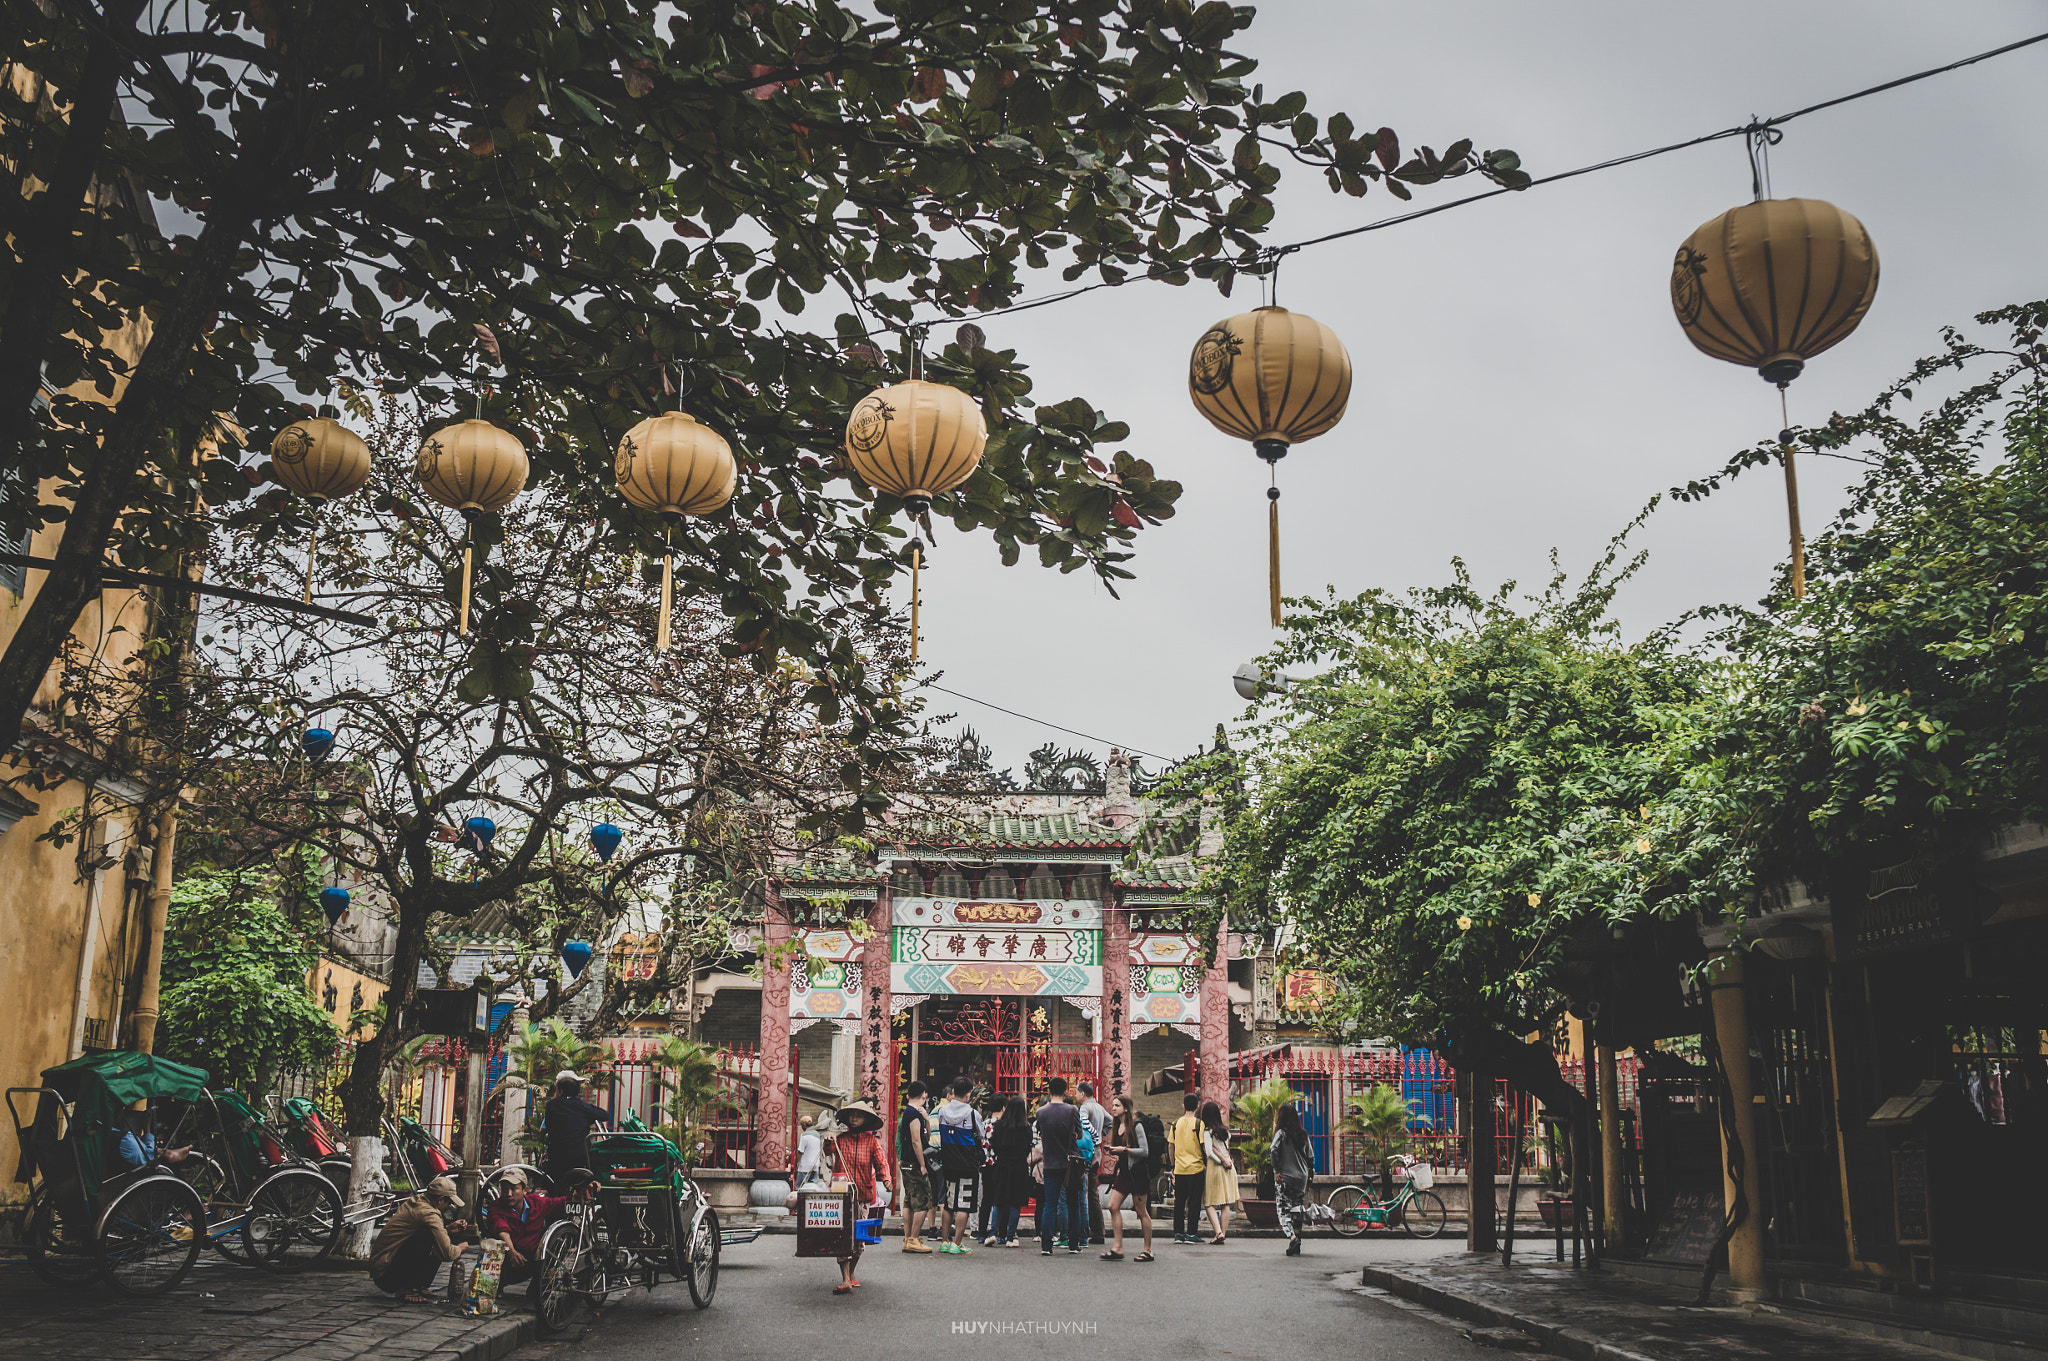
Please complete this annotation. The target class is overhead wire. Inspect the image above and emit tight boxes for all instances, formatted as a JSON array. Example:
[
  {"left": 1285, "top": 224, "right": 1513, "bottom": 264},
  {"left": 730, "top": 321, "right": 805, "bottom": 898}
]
[{"left": 917, "top": 681, "right": 1179, "bottom": 766}]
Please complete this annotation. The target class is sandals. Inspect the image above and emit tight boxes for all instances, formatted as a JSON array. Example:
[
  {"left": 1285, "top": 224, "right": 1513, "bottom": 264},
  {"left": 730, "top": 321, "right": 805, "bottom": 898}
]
[
  {"left": 1134, "top": 1252, "right": 1155, "bottom": 1262},
  {"left": 1208, "top": 1236, "right": 1227, "bottom": 1245},
  {"left": 832, "top": 1284, "right": 853, "bottom": 1295},
  {"left": 1099, "top": 1250, "right": 1123, "bottom": 1260},
  {"left": 399, "top": 1292, "right": 435, "bottom": 1304}
]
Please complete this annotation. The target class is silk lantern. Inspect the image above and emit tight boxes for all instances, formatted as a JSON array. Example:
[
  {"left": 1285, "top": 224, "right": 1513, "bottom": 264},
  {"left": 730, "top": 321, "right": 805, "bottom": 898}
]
[
  {"left": 561, "top": 940, "right": 594, "bottom": 979},
  {"left": 319, "top": 886, "right": 351, "bottom": 926},
  {"left": 1670, "top": 197, "right": 1878, "bottom": 598},
  {"left": 417, "top": 418, "right": 529, "bottom": 634},
  {"left": 842, "top": 378, "right": 987, "bottom": 662},
  {"left": 588, "top": 822, "right": 623, "bottom": 863},
  {"left": 615, "top": 410, "right": 737, "bottom": 652},
  {"left": 460, "top": 815, "right": 498, "bottom": 852},
  {"left": 269, "top": 415, "right": 372, "bottom": 605},
  {"left": 303, "top": 727, "right": 335, "bottom": 761},
  {"left": 1188, "top": 306, "right": 1352, "bottom": 626}
]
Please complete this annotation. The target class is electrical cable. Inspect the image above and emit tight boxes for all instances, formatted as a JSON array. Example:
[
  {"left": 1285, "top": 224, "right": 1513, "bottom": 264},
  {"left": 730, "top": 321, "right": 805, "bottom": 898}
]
[{"left": 917, "top": 681, "right": 1179, "bottom": 766}]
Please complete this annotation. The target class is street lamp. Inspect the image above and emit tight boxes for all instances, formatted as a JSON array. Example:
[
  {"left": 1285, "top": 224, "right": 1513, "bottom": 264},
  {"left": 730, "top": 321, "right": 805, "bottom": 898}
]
[{"left": 1232, "top": 662, "right": 1299, "bottom": 702}]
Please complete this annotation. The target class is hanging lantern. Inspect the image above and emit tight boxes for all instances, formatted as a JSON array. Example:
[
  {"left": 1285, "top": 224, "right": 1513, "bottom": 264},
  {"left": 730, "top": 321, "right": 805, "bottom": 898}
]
[
  {"left": 1188, "top": 306, "right": 1352, "bottom": 627},
  {"left": 615, "top": 411, "right": 737, "bottom": 652},
  {"left": 561, "top": 940, "right": 594, "bottom": 979},
  {"left": 302, "top": 727, "right": 335, "bottom": 761},
  {"left": 417, "top": 418, "right": 529, "bottom": 635},
  {"left": 1670, "top": 197, "right": 1878, "bottom": 598},
  {"left": 460, "top": 815, "right": 498, "bottom": 852},
  {"left": 269, "top": 415, "right": 373, "bottom": 605},
  {"left": 842, "top": 377, "right": 987, "bottom": 662},
  {"left": 588, "top": 823, "right": 624, "bottom": 862},
  {"left": 319, "top": 886, "right": 351, "bottom": 926}
]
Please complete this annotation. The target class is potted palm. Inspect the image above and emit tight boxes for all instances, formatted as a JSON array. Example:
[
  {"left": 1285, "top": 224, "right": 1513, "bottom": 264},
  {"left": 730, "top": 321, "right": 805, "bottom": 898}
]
[
  {"left": 505, "top": 1016, "right": 614, "bottom": 1160},
  {"left": 1230, "top": 1078, "right": 1302, "bottom": 1227},
  {"left": 1338, "top": 1084, "right": 1417, "bottom": 1193},
  {"left": 649, "top": 1035, "right": 739, "bottom": 1169}
]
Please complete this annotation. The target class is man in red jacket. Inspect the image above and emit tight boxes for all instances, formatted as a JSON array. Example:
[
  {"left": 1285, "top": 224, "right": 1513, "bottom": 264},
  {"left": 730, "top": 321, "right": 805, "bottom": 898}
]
[{"left": 483, "top": 1169, "right": 568, "bottom": 1286}]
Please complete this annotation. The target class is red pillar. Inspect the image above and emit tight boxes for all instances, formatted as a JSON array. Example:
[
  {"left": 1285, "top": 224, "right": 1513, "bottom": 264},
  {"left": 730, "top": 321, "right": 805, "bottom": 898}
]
[
  {"left": 757, "top": 885, "right": 793, "bottom": 1176},
  {"left": 859, "top": 886, "right": 893, "bottom": 1109},
  {"left": 1199, "top": 913, "right": 1230, "bottom": 1119},
  {"left": 1103, "top": 895, "right": 1133, "bottom": 1099}
]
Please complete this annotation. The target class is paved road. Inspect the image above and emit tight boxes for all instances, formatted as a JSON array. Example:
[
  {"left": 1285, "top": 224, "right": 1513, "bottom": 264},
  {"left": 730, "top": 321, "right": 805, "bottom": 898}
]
[{"left": 521, "top": 1234, "right": 1488, "bottom": 1360}]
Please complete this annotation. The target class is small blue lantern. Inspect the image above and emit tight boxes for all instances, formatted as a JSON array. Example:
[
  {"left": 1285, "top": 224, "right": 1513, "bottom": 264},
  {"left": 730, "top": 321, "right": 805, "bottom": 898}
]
[
  {"left": 461, "top": 816, "right": 497, "bottom": 852},
  {"left": 589, "top": 823, "right": 623, "bottom": 862},
  {"left": 561, "top": 941, "right": 594, "bottom": 979},
  {"left": 319, "top": 886, "right": 350, "bottom": 925},
  {"left": 303, "top": 728, "right": 335, "bottom": 761}
]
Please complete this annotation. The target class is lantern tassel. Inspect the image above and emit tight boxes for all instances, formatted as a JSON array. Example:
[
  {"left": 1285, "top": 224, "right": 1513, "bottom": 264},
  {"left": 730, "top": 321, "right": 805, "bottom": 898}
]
[
  {"left": 1780, "top": 387, "right": 1806, "bottom": 601},
  {"left": 303, "top": 510, "right": 320, "bottom": 606},
  {"left": 657, "top": 551, "right": 674, "bottom": 652},
  {"left": 909, "top": 541, "right": 922, "bottom": 664},
  {"left": 458, "top": 539, "right": 474, "bottom": 635},
  {"left": 1267, "top": 485, "right": 1283, "bottom": 628}
]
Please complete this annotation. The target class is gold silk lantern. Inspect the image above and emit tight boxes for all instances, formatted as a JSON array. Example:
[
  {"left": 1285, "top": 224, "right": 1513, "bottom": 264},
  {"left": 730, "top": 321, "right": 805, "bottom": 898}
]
[
  {"left": 842, "top": 377, "right": 987, "bottom": 662},
  {"left": 416, "top": 417, "right": 529, "bottom": 634},
  {"left": 269, "top": 415, "right": 373, "bottom": 605},
  {"left": 615, "top": 411, "right": 737, "bottom": 652},
  {"left": 1188, "top": 305, "right": 1352, "bottom": 626},
  {"left": 1670, "top": 197, "right": 1879, "bottom": 598}
]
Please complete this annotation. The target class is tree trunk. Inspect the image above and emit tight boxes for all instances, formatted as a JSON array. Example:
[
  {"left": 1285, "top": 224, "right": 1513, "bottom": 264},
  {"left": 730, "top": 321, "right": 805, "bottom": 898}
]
[
  {"left": 338, "top": 1132, "right": 389, "bottom": 1260},
  {"left": 1465, "top": 1068, "right": 1497, "bottom": 1252}
]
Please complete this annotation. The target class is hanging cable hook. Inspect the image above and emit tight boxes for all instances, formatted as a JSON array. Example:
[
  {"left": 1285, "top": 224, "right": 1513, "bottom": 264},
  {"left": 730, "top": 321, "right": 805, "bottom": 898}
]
[{"left": 1745, "top": 120, "right": 1784, "bottom": 202}]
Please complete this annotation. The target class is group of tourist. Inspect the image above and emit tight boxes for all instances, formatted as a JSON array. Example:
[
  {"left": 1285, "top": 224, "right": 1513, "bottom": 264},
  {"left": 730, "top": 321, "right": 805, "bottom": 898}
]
[{"left": 802, "top": 1074, "right": 1319, "bottom": 1292}]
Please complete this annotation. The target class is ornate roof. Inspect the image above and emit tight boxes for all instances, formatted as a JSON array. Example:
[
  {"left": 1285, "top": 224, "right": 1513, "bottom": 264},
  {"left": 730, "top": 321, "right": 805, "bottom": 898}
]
[{"left": 896, "top": 810, "right": 1135, "bottom": 852}]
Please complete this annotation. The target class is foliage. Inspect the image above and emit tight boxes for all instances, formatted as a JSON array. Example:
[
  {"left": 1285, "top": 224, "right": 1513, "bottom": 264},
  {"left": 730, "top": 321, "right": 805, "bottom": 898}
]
[
  {"left": 1641, "top": 299, "right": 2048, "bottom": 921},
  {"left": 158, "top": 861, "right": 339, "bottom": 1094},
  {"left": 1336, "top": 1084, "right": 1414, "bottom": 1172},
  {"left": 1227, "top": 1076, "right": 1298, "bottom": 1182},
  {"left": 506, "top": 1016, "right": 614, "bottom": 1154},
  {"left": 649, "top": 1035, "right": 739, "bottom": 1168},
  {"left": 0, "top": 0, "right": 1521, "bottom": 757},
  {"left": 1178, "top": 526, "right": 1706, "bottom": 1100}
]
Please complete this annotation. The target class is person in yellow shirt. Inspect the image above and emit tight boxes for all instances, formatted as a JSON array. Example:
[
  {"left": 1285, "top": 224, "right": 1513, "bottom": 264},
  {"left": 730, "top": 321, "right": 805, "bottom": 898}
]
[{"left": 1170, "top": 1093, "right": 1206, "bottom": 1244}]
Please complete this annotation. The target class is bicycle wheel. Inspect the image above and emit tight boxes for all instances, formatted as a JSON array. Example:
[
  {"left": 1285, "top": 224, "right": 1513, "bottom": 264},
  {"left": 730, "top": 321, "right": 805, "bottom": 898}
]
[
  {"left": 682, "top": 1208, "right": 719, "bottom": 1309},
  {"left": 1398, "top": 1189, "right": 1448, "bottom": 1239},
  {"left": 28, "top": 1191, "right": 99, "bottom": 1286},
  {"left": 96, "top": 1175, "right": 205, "bottom": 1296},
  {"left": 532, "top": 1225, "right": 584, "bottom": 1334},
  {"left": 1326, "top": 1184, "right": 1370, "bottom": 1238},
  {"left": 243, "top": 1170, "right": 342, "bottom": 1271}
]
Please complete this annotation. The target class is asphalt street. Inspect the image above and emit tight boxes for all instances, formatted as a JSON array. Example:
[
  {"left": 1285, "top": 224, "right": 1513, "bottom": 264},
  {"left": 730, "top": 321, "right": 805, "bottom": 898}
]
[{"left": 520, "top": 1234, "right": 1489, "bottom": 1360}]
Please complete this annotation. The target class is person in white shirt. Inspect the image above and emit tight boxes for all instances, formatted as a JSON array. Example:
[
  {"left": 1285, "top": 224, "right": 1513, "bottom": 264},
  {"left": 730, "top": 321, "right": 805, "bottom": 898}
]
[
  {"left": 1076, "top": 1081, "right": 1110, "bottom": 1245},
  {"left": 795, "top": 1115, "right": 824, "bottom": 1186}
]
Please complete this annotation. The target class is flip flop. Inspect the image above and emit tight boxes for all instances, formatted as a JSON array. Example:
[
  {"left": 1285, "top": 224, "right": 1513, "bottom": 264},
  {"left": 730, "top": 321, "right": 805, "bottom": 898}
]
[
  {"left": 400, "top": 1292, "right": 435, "bottom": 1303},
  {"left": 1099, "top": 1251, "right": 1123, "bottom": 1260},
  {"left": 1134, "top": 1252, "right": 1155, "bottom": 1262},
  {"left": 833, "top": 1284, "right": 853, "bottom": 1295}
]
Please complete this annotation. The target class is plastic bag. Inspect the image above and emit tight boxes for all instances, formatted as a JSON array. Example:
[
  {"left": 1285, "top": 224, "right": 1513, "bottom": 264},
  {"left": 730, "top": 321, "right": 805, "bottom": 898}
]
[{"left": 463, "top": 1239, "right": 506, "bottom": 1317}]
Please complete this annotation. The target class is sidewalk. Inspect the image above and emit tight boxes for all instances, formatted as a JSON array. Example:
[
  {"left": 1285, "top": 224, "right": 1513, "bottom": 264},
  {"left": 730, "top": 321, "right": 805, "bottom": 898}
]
[
  {"left": 1359, "top": 1253, "right": 2002, "bottom": 1361},
  {"left": 0, "top": 1257, "right": 532, "bottom": 1361}
]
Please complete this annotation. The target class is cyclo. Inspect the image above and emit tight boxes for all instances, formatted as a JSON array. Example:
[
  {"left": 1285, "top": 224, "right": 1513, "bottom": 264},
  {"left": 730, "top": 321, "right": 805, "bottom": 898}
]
[
  {"left": 530, "top": 1126, "right": 720, "bottom": 1331},
  {"left": 9, "top": 1052, "right": 217, "bottom": 1295},
  {"left": 166, "top": 1087, "right": 345, "bottom": 1270}
]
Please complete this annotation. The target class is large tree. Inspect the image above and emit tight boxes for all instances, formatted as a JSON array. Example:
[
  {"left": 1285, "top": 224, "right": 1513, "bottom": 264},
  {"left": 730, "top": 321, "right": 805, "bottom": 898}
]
[
  {"left": 1180, "top": 532, "right": 1706, "bottom": 1111},
  {"left": 1, "top": 0, "right": 1523, "bottom": 755}
]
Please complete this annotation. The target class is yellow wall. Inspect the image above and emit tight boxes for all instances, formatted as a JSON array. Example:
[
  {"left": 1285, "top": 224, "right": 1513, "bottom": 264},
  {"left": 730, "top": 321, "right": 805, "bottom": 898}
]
[{"left": 308, "top": 956, "right": 389, "bottom": 1037}]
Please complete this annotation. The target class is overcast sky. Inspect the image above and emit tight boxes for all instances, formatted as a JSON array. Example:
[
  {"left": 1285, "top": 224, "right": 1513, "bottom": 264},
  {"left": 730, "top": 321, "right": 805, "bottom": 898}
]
[{"left": 903, "top": 0, "right": 2048, "bottom": 776}]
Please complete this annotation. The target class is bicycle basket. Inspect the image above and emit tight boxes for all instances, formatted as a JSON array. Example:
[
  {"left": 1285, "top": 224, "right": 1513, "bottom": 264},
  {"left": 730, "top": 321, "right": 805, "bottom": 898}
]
[{"left": 1407, "top": 1162, "right": 1435, "bottom": 1190}]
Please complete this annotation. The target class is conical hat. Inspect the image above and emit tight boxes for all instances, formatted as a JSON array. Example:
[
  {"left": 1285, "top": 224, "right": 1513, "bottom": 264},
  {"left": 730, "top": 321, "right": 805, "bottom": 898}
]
[{"left": 834, "top": 1100, "right": 883, "bottom": 1133}]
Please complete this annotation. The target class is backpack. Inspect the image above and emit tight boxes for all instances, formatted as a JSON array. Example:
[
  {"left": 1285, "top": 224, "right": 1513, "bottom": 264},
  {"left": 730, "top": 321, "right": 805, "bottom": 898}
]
[
  {"left": 936, "top": 1104, "right": 983, "bottom": 1174},
  {"left": 1137, "top": 1113, "right": 1169, "bottom": 1178},
  {"left": 1074, "top": 1115, "right": 1095, "bottom": 1164}
]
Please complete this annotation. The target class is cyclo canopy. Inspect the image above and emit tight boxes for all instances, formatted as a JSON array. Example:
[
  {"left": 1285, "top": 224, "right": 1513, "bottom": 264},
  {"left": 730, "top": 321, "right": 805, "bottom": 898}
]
[{"left": 14, "top": 1051, "right": 210, "bottom": 1195}]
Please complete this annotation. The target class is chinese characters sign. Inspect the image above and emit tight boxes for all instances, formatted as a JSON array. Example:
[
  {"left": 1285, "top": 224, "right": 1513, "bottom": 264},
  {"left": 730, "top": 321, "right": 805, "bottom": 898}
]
[{"left": 891, "top": 899, "right": 1102, "bottom": 997}]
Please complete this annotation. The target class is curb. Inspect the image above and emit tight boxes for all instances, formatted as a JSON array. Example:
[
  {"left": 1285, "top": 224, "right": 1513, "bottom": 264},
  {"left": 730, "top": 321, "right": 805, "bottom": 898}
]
[
  {"left": 1359, "top": 1266, "right": 1660, "bottom": 1361},
  {"left": 432, "top": 1313, "right": 534, "bottom": 1361}
]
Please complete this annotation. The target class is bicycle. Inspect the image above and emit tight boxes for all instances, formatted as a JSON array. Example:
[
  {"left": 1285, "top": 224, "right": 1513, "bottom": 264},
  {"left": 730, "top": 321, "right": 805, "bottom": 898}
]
[{"left": 1310, "top": 1156, "right": 1448, "bottom": 1239}]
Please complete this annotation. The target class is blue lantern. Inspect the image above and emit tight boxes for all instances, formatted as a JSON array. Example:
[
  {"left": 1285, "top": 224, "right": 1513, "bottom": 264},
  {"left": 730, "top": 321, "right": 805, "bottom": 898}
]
[
  {"left": 303, "top": 728, "right": 335, "bottom": 761},
  {"left": 461, "top": 816, "right": 497, "bottom": 852},
  {"left": 589, "top": 823, "right": 623, "bottom": 862},
  {"left": 561, "top": 941, "right": 594, "bottom": 979},
  {"left": 319, "top": 886, "right": 350, "bottom": 925}
]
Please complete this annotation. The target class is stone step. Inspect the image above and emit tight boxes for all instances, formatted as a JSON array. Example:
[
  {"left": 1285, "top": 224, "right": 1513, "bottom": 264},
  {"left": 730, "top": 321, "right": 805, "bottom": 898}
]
[{"left": 1768, "top": 1273, "right": 2048, "bottom": 1361}]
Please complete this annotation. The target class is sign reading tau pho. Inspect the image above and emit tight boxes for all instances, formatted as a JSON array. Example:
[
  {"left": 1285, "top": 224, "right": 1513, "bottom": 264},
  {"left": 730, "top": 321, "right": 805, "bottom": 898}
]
[{"left": 891, "top": 898, "right": 1102, "bottom": 997}]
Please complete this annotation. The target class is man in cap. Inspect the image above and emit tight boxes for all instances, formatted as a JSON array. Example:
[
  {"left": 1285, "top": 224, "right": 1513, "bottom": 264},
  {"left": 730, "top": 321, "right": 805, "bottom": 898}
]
[
  {"left": 543, "top": 1070, "right": 610, "bottom": 1181},
  {"left": 369, "top": 1175, "right": 472, "bottom": 1302},
  {"left": 481, "top": 1167, "right": 571, "bottom": 1289}
]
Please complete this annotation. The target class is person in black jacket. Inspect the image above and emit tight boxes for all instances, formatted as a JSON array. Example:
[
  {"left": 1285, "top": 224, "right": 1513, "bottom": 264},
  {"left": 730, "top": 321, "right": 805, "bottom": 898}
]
[
  {"left": 542, "top": 1071, "right": 609, "bottom": 1181},
  {"left": 982, "top": 1097, "right": 1034, "bottom": 1247}
]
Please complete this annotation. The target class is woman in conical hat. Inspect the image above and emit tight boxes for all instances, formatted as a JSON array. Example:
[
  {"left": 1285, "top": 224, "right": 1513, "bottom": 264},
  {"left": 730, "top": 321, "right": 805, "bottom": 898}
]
[{"left": 824, "top": 1101, "right": 889, "bottom": 1293}]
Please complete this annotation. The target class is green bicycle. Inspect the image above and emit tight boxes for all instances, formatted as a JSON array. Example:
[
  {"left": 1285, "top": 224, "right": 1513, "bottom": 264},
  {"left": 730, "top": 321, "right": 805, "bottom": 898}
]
[{"left": 1318, "top": 1156, "right": 1448, "bottom": 1239}]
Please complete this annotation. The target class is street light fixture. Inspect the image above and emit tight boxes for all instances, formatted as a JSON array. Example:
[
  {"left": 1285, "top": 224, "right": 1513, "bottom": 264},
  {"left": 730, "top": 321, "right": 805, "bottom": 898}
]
[{"left": 1232, "top": 662, "right": 1298, "bottom": 702}]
